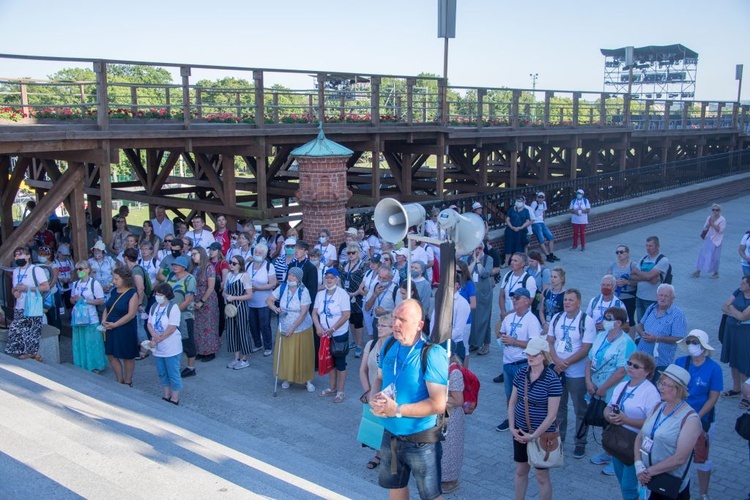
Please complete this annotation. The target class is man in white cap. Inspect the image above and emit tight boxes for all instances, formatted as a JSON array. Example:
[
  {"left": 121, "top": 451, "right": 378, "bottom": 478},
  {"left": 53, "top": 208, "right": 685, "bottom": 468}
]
[
  {"left": 530, "top": 192, "right": 559, "bottom": 262},
  {"left": 568, "top": 189, "right": 590, "bottom": 251},
  {"left": 472, "top": 201, "right": 490, "bottom": 237}
]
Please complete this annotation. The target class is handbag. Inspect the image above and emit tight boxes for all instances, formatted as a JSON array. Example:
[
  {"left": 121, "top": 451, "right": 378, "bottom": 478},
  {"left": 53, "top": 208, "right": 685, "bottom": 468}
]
[
  {"left": 318, "top": 335, "right": 334, "bottom": 376},
  {"left": 646, "top": 408, "right": 695, "bottom": 499},
  {"left": 735, "top": 412, "right": 750, "bottom": 440},
  {"left": 700, "top": 229, "right": 708, "bottom": 240},
  {"left": 602, "top": 387, "right": 637, "bottom": 465},
  {"left": 71, "top": 300, "right": 92, "bottom": 326},
  {"left": 576, "top": 395, "right": 608, "bottom": 440},
  {"left": 524, "top": 374, "right": 563, "bottom": 469},
  {"left": 24, "top": 288, "right": 44, "bottom": 318},
  {"left": 330, "top": 335, "right": 350, "bottom": 358},
  {"left": 718, "top": 313, "right": 728, "bottom": 344}
]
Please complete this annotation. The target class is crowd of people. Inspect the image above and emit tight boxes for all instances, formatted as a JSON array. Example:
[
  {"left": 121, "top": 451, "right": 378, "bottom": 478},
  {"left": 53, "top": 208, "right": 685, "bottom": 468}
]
[{"left": 3, "top": 198, "right": 749, "bottom": 500}]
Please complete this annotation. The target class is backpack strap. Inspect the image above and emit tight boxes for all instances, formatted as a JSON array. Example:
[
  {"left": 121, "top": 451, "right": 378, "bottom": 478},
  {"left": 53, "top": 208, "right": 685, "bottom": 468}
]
[
  {"left": 383, "top": 336, "right": 433, "bottom": 374},
  {"left": 578, "top": 312, "right": 588, "bottom": 336}
]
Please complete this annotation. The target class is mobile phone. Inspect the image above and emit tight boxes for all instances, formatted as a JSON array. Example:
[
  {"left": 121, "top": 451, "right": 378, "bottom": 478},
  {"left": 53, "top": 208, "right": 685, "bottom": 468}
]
[{"left": 611, "top": 404, "right": 620, "bottom": 414}]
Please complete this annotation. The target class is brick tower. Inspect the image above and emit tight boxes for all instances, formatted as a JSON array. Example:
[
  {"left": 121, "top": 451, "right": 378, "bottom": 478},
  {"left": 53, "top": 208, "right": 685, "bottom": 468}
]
[{"left": 291, "top": 126, "right": 353, "bottom": 249}]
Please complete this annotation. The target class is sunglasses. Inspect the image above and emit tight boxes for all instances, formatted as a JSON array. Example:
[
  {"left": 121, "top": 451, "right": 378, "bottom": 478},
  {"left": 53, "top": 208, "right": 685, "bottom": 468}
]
[
  {"left": 615, "top": 250, "right": 627, "bottom": 254},
  {"left": 711, "top": 209, "right": 720, "bottom": 212},
  {"left": 165, "top": 239, "right": 173, "bottom": 243},
  {"left": 603, "top": 316, "right": 614, "bottom": 321},
  {"left": 347, "top": 251, "right": 357, "bottom": 255},
  {"left": 76, "top": 267, "right": 86, "bottom": 271},
  {"left": 684, "top": 340, "right": 701, "bottom": 346},
  {"left": 626, "top": 361, "right": 643, "bottom": 369},
  {"left": 229, "top": 261, "right": 239, "bottom": 266}
]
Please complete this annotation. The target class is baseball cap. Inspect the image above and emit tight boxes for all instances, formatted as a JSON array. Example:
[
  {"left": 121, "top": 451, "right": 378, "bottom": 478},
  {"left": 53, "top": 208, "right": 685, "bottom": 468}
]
[{"left": 471, "top": 202, "right": 482, "bottom": 210}]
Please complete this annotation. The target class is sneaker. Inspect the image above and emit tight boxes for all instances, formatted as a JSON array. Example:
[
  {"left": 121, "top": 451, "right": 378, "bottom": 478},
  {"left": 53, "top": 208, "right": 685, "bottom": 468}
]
[
  {"left": 569, "top": 246, "right": 578, "bottom": 251},
  {"left": 263, "top": 349, "right": 273, "bottom": 357},
  {"left": 441, "top": 480, "right": 460, "bottom": 494},
  {"left": 573, "top": 445, "right": 586, "bottom": 459},
  {"left": 349, "top": 340, "right": 356, "bottom": 349},
  {"left": 227, "top": 359, "right": 239, "bottom": 369},
  {"left": 590, "top": 452, "right": 611, "bottom": 465},
  {"left": 602, "top": 461, "right": 615, "bottom": 476},
  {"left": 250, "top": 346, "right": 263, "bottom": 353},
  {"left": 180, "top": 367, "right": 196, "bottom": 378},
  {"left": 354, "top": 347, "right": 363, "bottom": 358},
  {"left": 234, "top": 359, "right": 250, "bottom": 370},
  {"left": 281, "top": 381, "right": 290, "bottom": 389},
  {"left": 306, "top": 381, "right": 316, "bottom": 393},
  {"left": 493, "top": 373, "right": 505, "bottom": 384},
  {"left": 496, "top": 420, "right": 510, "bottom": 432}
]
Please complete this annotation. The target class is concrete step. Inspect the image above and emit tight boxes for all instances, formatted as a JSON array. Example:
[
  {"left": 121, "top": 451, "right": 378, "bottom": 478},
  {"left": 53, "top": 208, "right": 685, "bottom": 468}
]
[{"left": 0, "top": 354, "right": 379, "bottom": 498}]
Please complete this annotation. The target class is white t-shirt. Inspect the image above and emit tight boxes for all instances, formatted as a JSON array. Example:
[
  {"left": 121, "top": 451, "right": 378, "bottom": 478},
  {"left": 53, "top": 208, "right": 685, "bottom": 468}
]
[
  {"left": 569, "top": 197, "right": 591, "bottom": 224},
  {"left": 72, "top": 278, "right": 104, "bottom": 324},
  {"left": 247, "top": 260, "right": 273, "bottom": 308},
  {"left": 501, "top": 270, "right": 538, "bottom": 313},
  {"left": 585, "top": 295, "right": 629, "bottom": 324},
  {"left": 608, "top": 380, "right": 661, "bottom": 433},
  {"left": 313, "top": 287, "right": 351, "bottom": 337},
  {"left": 316, "top": 243, "right": 338, "bottom": 267},
  {"left": 138, "top": 257, "right": 161, "bottom": 287},
  {"left": 149, "top": 302, "right": 183, "bottom": 357},
  {"left": 430, "top": 292, "right": 471, "bottom": 346},
  {"left": 548, "top": 310, "right": 596, "bottom": 378},
  {"left": 151, "top": 217, "right": 174, "bottom": 241},
  {"left": 530, "top": 200, "right": 547, "bottom": 223},
  {"left": 272, "top": 284, "right": 313, "bottom": 334},
  {"left": 186, "top": 229, "right": 213, "bottom": 249},
  {"left": 740, "top": 233, "right": 750, "bottom": 263},
  {"left": 411, "top": 245, "right": 428, "bottom": 267},
  {"left": 12, "top": 265, "right": 49, "bottom": 311},
  {"left": 500, "top": 310, "right": 542, "bottom": 364}
]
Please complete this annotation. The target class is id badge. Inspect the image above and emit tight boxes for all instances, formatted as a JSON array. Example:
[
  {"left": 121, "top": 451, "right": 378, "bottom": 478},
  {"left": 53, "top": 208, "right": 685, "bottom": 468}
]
[
  {"left": 640, "top": 436, "right": 654, "bottom": 454},
  {"left": 473, "top": 272, "right": 479, "bottom": 283},
  {"left": 555, "top": 340, "right": 566, "bottom": 353},
  {"left": 380, "top": 383, "right": 397, "bottom": 400},
  {"left": 344, "top": 280, "right": 350, "bottom": 289},
  {"left": 155, "top": 323, "right": 164, "bottom": 334}
]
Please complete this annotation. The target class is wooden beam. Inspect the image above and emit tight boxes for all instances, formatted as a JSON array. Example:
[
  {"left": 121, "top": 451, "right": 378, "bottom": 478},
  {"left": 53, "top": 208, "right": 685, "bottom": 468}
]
[
  {"left": 66, "top": 163, "right": 88, "bottom": 260},
  {"left": 222, "top": 153, "right": 237, "bottom": 229},
  {"left": 152, "top": 151, "right": 180, "bottom": 193},
  {"left": 256, "top": 138, "right": 268, "bottom": 215},
  {"left": 194, "top": 152, "right": 225, "bottom": 200},
  {"left": 0, "top": 166, "right": 85, "bottom": 266},
  {"left": 99, "top": 140, "right": 113, "bottom": 246}
]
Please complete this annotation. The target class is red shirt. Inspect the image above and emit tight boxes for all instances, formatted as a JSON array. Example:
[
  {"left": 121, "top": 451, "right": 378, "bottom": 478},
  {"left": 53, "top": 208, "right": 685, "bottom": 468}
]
[{"left": 213, "top": 229, "right": 232, "bottom": 255}]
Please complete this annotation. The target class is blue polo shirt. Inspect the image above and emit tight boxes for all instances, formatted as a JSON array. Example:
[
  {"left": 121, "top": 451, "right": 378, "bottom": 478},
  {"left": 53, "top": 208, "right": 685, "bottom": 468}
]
[
  {"left": 379, "top": 336, "right": 448, "bottom": 436},
  {"left": 676, "top": 355, "right": 723, "bottom": 426},
  {"left": 636, "top": 304, "right": 687, "bottom": 367}
]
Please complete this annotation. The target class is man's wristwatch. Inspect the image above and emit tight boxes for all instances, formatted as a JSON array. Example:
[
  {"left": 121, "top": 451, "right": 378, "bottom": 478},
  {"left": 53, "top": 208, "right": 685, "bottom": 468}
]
[{"left": 395, "top": 404, "right": 403, "bottom": 418}]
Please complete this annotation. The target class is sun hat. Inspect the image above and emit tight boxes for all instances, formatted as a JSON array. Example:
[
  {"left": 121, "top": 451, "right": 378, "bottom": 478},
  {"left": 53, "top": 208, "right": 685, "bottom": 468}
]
[
  {"left": 284, "top": 237, "right": 297, "bottom": 246},
  {"left": 660, "top": 364, "right": 691, "bottom": 390},
  {"left": 171, "top": 255, "right": 189, "bottom": 269},
  {"left": 266, "top": 223, "right": 280, "bottom": 232},
  {"left": 92, "top": 241, "right": 107, "bottom": 252},
  {"left": 576, "top": 188, "right": 585, "bottom": 195},
  {"left": 677, "top": 329, "right": 714, "bottom": 353}
]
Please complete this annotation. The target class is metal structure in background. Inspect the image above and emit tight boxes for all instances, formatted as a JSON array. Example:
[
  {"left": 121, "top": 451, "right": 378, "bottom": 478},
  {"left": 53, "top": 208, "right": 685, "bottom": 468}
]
[{"left": 602, "top": 44, "right": 698, "bottom": 100}]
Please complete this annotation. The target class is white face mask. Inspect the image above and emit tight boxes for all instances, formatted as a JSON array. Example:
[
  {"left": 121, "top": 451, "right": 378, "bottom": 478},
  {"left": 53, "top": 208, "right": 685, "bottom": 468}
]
[
  {"left": 287, "top": 280, "right": 298, "bottom": 288},
  {"left": 38, "top": 256, "right": 48, "bottom": 263},
  {"left": 325, "top": 283, "right": 337, "bottom": 291},
  {"left": 155, "top": 294, "right": 167, "bottom": 305},
  {"left": 515, "top": 201, "right": 524, "bottom": 209},
  {"left": 688, "top": 344, "right": 704, "bottom": 357},
  {"left": 253, "top": 255, "right": 263, "bottom": 263},
  {"left": 602, "top": 320, "right": 615, "bottom": 332}
]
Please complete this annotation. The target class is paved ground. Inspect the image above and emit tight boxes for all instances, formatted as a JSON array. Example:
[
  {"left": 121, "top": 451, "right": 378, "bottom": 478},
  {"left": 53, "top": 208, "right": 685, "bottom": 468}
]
[{"left": 4, "top": 188, "right": 750, "bottom": 499}]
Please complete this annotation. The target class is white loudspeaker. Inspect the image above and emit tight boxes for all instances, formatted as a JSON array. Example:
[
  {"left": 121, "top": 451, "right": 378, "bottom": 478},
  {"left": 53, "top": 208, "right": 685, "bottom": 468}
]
[
  {"left": 438, "top": 209, "right": 485, "bottom": 255},
  {"left": 374, "top": 198, "right": 426, "bottom": 243}
]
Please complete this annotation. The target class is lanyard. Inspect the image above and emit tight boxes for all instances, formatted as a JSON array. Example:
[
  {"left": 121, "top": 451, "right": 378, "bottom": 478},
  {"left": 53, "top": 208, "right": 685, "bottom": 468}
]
[
  {"left": 366, "top": 270, "right": 378, "bottom": 290},
  {"left": 284, "top": 287, "right": 297, "bottom": 310},
  {"left": 507, "top": 272, "right": 524, "bottom": 293},
  {"left": 620, "top": 380, "right": 645, "bottom": 411},
  {"left": 77, "top": 279, "right": 91, "bottom": 297},
  {"left": 193, "top": 231, "right": 204, "bottom": 247},
  {"left": 596, "top": 296, "right": 613, "bottom": 321},
  {"left": 16, "top": 266, "right": 30, "bottom": 285},
  {"left": 393, "top": 340, "right": 420, "bottom": 378},
  {"left": 240, "top": 248, "right": 252, "bottom": 262},
  {"left": 509, "top": 310, "right": 529, "bottom": 339},
  {"left": 345, "top": 260, "right": 360, "bottom": 281},
  {"left": 594, "top": 330, "right": 622, "bottom": 358},
  {"left": 251, "top": 262, "right": 261, "bottom": 282},
  {"left": 376, "top": 285, "right": 390, "bottom": 307},
  {"left": 226, "top": 272, "right": 241, "bottom": 292},
  {"left": 154, "top": 304, "right": 168, "bottom": 328},
  {"left": 650, "top": 401, "right": 685, "bottom": 439},
  {"left": 560, "top": 313, "right": 578, "bottom": 341}
]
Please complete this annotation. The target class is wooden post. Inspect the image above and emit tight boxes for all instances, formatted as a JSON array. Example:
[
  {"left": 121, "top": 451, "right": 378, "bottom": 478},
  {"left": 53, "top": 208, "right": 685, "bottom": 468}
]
[
  {"left": 540, "top": 144, "right": 550, "bottom": 181},
  {"left": 196, "top": 88, "right": 203, "bottom": 119},
  {"left": 272, "top": 92, "right": 279, "bottom": 124},
  {"left": 681, "top": 102, "right": 689, "bottom": 130},
  {"left": 406, "top": 78, "right": 415, "bottom": 125},
  {"left": 181, "top": 66, "right": 191, "bottom": 129},
  {"left": 131, "top": 87, "right": 138, "bottom": 115},
  {"left": 165, "top": 87, "right": 171, "bottom": 114},
  {"left": 544, "top": 91, "right": 552, "bottom": 127},
  {"left": 372, "top": 134, "right": 381, "bottom": 200},
  {"left": 93, "top": 61, "right": 109, "bottom": 130},
  {"left": 308, "top": 94, "right": 314, "bottom": 117},
  {"left": 572, "top": 93, "right": 580, "bottom": 128},
  {"left": 99, "top": 140, "right": 113, "bottom": 246},
  {"left": 236, "top": 91, "right": 242, "bottom": 118},
  {"left": 67, "top": 162, "right": 88, "bottom": 261},
  {"left": 664, "top": 101, "right": 671, "bottom": 130},
  {"left": 339, "top": 92, "right": 346, "bottom": 120},
  {"left": 645, "top": 100, "right": 652, "bottom": 130},
  {"left": 256, "top": 139, "right": 268, "bottom": 215},
  {"left": 624, "top": 94, "right": 631, "bottom": 127},
  {"left": 700, "top": 102, "right": 707, "bottom": 129},
  {"left": 511, "top": 90, "right": 520, "bottom": 128},
  {"left": 371, "top": 76, "right": 381, "bottom": 125},
  {"left": 79, "top": 83, "right": 86, "bottom": 113},
  {"left": 599, "top": 93, "right": 607, "bottom": 127},
  {"left": 477, "top": 88, "right": 486, "bottom": 130},
  {"left": 715, "top": 103, "right": 724, "bottom": 130},
  {"left": 20, "top": 82, "right": 30, "bottom": 117},
  {"left": 570, "top": 140, "right": 579, "bottom": 179},
  {"left": 222, "top": 153, "right": 237, "bottom": 229},
  {"left": 508, "top": 147, "right": 518, "bottom": 188},
  {"left": 438, "top": 78, "right": 448, "bottom": 125},
  {"left": 254, "top": 70, "right": 265, "bottom": 128},
  {"left": 436, "top": 134, "right": 445, "bottom": 195}
]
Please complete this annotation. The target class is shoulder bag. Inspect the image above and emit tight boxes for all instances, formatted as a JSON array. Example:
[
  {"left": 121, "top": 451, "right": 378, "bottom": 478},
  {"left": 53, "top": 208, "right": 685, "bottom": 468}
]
[
  {"left": 735, "top": 412, "right": 750, "bottom": 440},
  {"left": 576, "top": 395, "right": 608, "bottom": 440},
  {"left": 601, "top": 386, "right": 638, "bottom": 465},
  {"left": 524, "top": 373, "right": 563, "bottom": 469},
  {"left": 646, "top": 409, "right": 696, "bottom": 499}
]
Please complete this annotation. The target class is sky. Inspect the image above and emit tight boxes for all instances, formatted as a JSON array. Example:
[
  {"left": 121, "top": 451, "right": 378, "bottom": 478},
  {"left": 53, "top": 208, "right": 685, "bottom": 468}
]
[{"left": 0, "top": 0, "right": 748, "bottom": 101}]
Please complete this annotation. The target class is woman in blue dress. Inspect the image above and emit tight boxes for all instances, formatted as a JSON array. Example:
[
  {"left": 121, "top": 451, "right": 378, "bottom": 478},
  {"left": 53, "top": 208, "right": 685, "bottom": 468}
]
[{"left": 102, "top": 267, "right": 139, "bottom": 386}]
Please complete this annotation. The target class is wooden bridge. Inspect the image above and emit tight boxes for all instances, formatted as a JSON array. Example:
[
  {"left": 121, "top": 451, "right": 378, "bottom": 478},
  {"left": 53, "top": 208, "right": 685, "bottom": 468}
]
[{"left": 0, "top": 54, "right": 748, "bottom": 262}]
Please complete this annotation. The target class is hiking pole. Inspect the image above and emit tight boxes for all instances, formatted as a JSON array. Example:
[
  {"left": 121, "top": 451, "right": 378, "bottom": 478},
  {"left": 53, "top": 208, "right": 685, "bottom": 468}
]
[{"left": 273, "top": 330, "right": 283, "bottom": 397}]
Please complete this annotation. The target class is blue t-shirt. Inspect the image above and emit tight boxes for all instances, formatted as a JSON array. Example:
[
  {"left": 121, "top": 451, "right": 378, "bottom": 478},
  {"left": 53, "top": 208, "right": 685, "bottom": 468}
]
[
  {"left": 459, "top": 281, "right": 476, "bottom": 324},
  {"left": 379, "top": 337, "right": 449, "bottom": 436},
  {"left": 676, "top": 355, "right": 723, "bottom": 425}
]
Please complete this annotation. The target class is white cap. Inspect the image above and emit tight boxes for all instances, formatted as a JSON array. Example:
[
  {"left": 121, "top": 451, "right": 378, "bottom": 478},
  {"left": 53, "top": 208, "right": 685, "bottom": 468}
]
[
  {"left": 576, "top": 189, "right": 585, "bottom": 195},
  {"left": 471, "top": 202, "right": 482, "bottom": 210},
  {"left": 345, "top": 227, "right": 358, "bottom": 236},
  {"left": 92, "top": 241, "right": 106, "bottom": 251},
  {"left": 284, "top": 237, "right": 297, "bottom": 246}
]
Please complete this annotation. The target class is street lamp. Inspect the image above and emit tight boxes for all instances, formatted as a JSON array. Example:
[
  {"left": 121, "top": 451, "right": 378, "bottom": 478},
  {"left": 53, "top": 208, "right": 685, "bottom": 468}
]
[
  {"left": 530, "top": 73, "right": 538, "bottom": 121},
  {"left": 530, "top": 73, "right": 538, "bottom": 92}
]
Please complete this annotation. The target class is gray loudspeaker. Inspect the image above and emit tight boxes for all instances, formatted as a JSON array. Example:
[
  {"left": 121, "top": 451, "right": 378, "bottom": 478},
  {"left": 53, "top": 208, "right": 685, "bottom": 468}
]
[
  {"left": 374, "top": 198, "right": 426, "bottom": 243},
  {"left": 438, "top": 209, "right": 485, "bottom": 255}
]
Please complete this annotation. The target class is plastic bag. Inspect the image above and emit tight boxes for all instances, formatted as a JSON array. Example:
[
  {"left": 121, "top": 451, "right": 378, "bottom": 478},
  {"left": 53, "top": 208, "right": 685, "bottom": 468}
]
[
  {"left": 318, "top": 335, "right": 334, "bottom": 376},
  {"left": 24, "top": 289, "right": 44, "bottom": 318},
  {"left": 71, "top": 300, "right": 92, "bottom": 326}
]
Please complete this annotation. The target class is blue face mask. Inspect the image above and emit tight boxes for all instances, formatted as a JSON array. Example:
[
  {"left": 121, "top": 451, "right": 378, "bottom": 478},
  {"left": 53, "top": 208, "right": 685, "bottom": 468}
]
[
  {"left": 410, "top": 270, "right": 420, "bottom": 279},
  {"left": 576, "top": 194, "right": 583, "bottom": 199},
  {"left": 319, "top": 237, "right": 327, "bottom": 244},
  {"left": 285, "top": 248, "right": 294, "bottom": 256}
]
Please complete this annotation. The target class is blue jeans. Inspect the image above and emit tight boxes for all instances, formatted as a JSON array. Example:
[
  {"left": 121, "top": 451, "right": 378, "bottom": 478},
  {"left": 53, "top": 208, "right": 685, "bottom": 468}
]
[
  {"left": 249, "top": 306, "right": 273, "bottom": 350},
  {"left": 531, "top": 222, "right": 554, "bottom": 244},
  {"left": 504, "top": 361, "right": 528, "bottom": 401},
  {"left": 379, "top": 432, "right": 442, "bottom": 500},
  {"left": 743, "top": 264, "right": 750, "bottom": 277},
  {"left": 155, "top": 354, "right": 183, "bottom": 391},
  {"left": 612, "top": 456, "right": 638, "bottom": 500}
]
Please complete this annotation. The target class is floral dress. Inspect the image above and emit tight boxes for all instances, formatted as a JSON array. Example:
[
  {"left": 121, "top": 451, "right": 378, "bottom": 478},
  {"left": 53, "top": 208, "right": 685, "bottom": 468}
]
[
  {"left": 193, "top": 265, "right": 220, "bottom": 355},
  {"left": 441, "top": 367, "right": 466, "bottom": 482}
]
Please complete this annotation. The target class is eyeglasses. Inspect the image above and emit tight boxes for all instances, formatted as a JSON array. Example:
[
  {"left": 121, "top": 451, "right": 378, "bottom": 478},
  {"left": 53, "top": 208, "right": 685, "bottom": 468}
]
[
  {"left": 615, "top": 250, "right": 627, "bottom": 254},
  {"left": 165, "top": 239, "right": 173, "bottom": 243},
  {"left": 657, "top": 380, "right": 677, "bottom": 390},
  {"left": 711, "top": 209, "right": 720, "bottom": 212},
  {"left": 511, "top": 296, "right": 524, "bottom": 301},
  {"left": 603, "top": 316, "right": 614, "bottom": 321},
  {"left": 684, "top": 340, "right": 701, "bottom": 346},
  {"left": 76, "top": 267, "right": 86, "bottom": 271},
  {"left": 626, "top": 361, "right": 643, "bottom": 369},
  {"left": 229, "top": 261, "right": 239, "bottom": 266}
]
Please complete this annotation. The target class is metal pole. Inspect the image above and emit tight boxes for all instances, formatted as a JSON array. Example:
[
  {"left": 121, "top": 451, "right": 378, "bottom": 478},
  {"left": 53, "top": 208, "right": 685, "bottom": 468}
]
[
  {"left": 443, "top": 38, "right": 449, "bottom": 82},
  {"left": 738, "top": 76, "right": 743, "bottom": 104}
]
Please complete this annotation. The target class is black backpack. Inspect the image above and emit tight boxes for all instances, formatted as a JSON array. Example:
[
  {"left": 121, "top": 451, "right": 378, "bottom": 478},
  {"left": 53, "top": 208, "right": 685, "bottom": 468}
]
[{"left": 640, "top": 254, "right": 672, "bottom": 285}]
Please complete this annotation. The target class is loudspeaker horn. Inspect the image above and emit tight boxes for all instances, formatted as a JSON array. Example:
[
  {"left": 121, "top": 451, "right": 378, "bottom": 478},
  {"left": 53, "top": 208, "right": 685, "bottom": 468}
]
[
  {"left": 438, "top": 209, "right": 485, "bottom": 255},
  {"left": 374, "top": 198, "right": 426, "bottom": 243}
]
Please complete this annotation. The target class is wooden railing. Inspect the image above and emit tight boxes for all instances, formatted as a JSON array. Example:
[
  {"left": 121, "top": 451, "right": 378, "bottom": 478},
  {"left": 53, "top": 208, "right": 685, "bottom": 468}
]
[{"left": 0, "top": 53, "right": 748, "bottom": 132}]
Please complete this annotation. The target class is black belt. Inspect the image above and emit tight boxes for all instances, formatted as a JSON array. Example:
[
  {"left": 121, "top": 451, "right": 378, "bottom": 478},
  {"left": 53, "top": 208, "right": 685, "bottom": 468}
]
[{"left": 507, "top": 359, "right": 528, "bottom": 366}]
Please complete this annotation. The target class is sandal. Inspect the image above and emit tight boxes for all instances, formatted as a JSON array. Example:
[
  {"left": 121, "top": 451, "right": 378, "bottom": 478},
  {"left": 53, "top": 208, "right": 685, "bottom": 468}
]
[
  {"left": 740, "top": 399, "right": 750, "bottom": 410},
  {"left": 723, "top": 389, "right": 741, "bottom": 398},
  {"left": 366, "top": 456, "right": 381, "bottom": 469},
  {"left": 333, "top": 391, "right": 346, "bottom": 403},
  {"left": 319, "top": 388, "right": 335, "bottom": 397}
]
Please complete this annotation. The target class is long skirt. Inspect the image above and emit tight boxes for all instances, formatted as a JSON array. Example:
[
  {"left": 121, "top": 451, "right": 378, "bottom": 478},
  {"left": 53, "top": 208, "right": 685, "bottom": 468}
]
[
  {"left": 273, "top": 326, "right": 315, "bottom": 385},
  {"left": 72, "top": 323, "right": 108, "bottom": 371},
  {"left": 695, "top": 239, "right": 721, "bottom": 274},
  {"left": 441, "top": 407, "right": 466, "bottom": 482},
  {"left": 721, "top": 319, "right": 750, "bottom": 376},
  {"left": 4, "top": 309, "right": 42, "bottom": 356}
]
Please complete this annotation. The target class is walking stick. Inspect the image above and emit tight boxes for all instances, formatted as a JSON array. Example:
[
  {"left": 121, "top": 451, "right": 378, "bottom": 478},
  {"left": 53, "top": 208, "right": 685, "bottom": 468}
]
[{"left": 273, "top": 330, "right": 283, "bottom": 397}]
